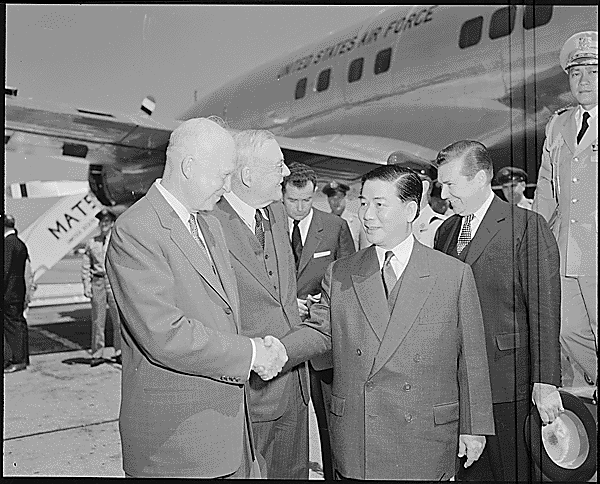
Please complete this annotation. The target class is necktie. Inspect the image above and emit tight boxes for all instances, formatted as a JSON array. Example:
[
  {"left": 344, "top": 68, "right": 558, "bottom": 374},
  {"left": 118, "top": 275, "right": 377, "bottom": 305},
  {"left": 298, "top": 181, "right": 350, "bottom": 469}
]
[
  {"left": 381, "top": 251, "right": 397, "bottom": 298},
  {"left": 254, "top": 210, "right": 265, "bottom": 249},
  {"left": 291, "top": 220, "right": 303, "bottom": 268},
  {"left": 188, "top": 214, "right": 215, "bottom": 273},
  {"left": 577, "top": 111, "right": 590, "bottom": 144},
  {"left": 456, "top": 214, "right": 474, "bottom": 255}
]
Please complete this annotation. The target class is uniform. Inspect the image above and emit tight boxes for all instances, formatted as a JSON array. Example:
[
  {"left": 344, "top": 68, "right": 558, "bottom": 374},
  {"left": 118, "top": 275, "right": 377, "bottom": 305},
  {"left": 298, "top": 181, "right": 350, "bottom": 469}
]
[
  {"left": 496, "top": 166, "right": 534, "bottom": 211},
  {"left": 533, "top": 31, "right": 598, "bottom": 386}
]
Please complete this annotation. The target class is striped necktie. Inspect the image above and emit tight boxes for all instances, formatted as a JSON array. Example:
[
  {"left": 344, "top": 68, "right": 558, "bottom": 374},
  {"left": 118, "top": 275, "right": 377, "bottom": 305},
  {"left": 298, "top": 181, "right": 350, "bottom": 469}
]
[
  {"left": 381, "top": 251, "right": 397, "bottom": 298},
  {"left": 456, "top": 214, "right": 474, "bottom": 255},
  {"left": 188, "top": 214, "right": 215, "bottom": 273},
  {"left": 254, "top": 210, "right": 265, "bottom": 249}
]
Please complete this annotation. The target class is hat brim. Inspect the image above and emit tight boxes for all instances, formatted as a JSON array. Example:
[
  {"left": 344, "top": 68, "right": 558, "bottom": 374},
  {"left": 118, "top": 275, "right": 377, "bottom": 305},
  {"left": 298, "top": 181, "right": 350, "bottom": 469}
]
[{"left": 524, "top": 390, "right": 597, "bottom": 481}]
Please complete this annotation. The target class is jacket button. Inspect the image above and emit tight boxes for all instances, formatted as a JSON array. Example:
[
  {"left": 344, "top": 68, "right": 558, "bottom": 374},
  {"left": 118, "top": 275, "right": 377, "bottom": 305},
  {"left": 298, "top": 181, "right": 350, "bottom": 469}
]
[
  {"left": 413, "top": 354, "right": 421, "bottom": 363},
  {"left": 224, "top": 308, "right": 232, "bottom": 315},
  {"left": 365, "top": 380, "right": 374, "bottom": 391},
  {"left": 571, "top": 219, "right": 577, "bottom": 224},
  {"left": 268, "top": 270, "right": 273, "bottom": 276},
  {"left": 572, "top": 178, "right": 579, "bottom": 183},
  {"left": 403, "top": 383, "right": 411, "bottom": 392},
  {"left": 356, "top": 349, "right": 362, "bottom": 356},
  {"left": 573, "top": 157, "right": 579, "bottom": 162},
  {"left": 572, "top": 199, "right": 578, "bottom": 203},
  {"left": 265, "top": 254, "right": 269, "bottom": 259},
  {"left": 404, "top": 413, "right": 413, "bottom": 422}
]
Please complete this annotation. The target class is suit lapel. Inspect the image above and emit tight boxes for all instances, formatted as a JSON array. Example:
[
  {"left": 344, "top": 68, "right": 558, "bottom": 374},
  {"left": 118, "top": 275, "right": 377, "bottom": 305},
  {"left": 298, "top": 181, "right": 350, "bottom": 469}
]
[
  {"left": 464, "top": 196, "right": 505, "bottom": 267},
  {"left": 267, "top": 203, "right": 292, "bottom": 301},
  {"left": 297, "top": 210, "right": 323, "bottom": 276},
  {"left": 351, "top": 247, "right": 389, "bottom": 342},
  {"left": 146, "top": 186, "right": 229, "bottom": 304},
  {"left": 440, "top": 215, "right": 461, "bottom": 254},
  {"left": 371, "top": 242, "right": 434, "bottom": 377},
  {"left": 574, "top": 113, "right": 597, "bottom": 155}
]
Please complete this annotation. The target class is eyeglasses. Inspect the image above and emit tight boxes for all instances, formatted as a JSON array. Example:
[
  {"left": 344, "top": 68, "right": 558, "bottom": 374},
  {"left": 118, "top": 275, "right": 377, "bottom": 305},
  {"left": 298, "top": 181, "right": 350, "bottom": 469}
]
[{"left": 256, "top": 160, "right": 286, "bottom": 175}]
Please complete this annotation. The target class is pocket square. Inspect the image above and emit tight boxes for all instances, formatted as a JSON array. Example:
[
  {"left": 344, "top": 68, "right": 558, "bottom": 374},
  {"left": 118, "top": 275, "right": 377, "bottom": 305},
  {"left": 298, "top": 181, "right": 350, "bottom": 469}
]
[{"left": 314, "top": 250, "right": 331, "bottom": 258}]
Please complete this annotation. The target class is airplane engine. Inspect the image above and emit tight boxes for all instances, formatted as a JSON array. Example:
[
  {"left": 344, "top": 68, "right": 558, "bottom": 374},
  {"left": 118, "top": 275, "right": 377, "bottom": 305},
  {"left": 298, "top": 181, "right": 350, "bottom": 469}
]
[{"left": 88, "top": 157, "right": 165, "bottom": 207}]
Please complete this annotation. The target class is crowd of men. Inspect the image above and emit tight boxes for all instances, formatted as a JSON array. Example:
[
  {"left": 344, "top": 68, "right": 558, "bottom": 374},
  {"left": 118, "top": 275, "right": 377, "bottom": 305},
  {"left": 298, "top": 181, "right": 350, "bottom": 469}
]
[{"left": 4, "top": 29, "right": 596, "bottom": 481}]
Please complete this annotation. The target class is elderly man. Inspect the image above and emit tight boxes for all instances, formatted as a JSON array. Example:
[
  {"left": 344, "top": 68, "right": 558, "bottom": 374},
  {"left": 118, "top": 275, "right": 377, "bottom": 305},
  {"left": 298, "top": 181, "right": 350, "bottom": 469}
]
[
  {"left": 282, "top": 162, "right": 355, "bottom": 480},
  {"left": 213, "top": 130, "right": 331, "bottom": 479},
  {"left": 496, "top": 166, "right": 533, "bottom": 210},
  {"left": 106, "top": 118, "right": 286, "bottom": 478},
  {"left": 533, "top": 31, "right": 598, "bottom": 392},
  {"left": 82, "top": 208, "right": 121, "bottom": 367},
  {"left": 434, "top": 140, "right": 562, "bottom": 481},
  {"left": 309, "top": 164, "right": 494, "bottom": 480}
]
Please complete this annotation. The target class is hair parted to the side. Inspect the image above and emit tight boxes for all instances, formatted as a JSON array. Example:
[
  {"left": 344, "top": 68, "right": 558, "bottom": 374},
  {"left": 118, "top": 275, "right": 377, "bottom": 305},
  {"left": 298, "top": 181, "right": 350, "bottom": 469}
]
[
  {"left": 435, "top": 140, "right": 494, "bottom": 181},
  {"left": 282, "top": 162, "right": 317, "bottom": 193},
  {"left": 232, "top": 129, "right": 276, "bottom": 168},
  {"left": 361, "top": 165, "right": 423, "bottom": 220}
]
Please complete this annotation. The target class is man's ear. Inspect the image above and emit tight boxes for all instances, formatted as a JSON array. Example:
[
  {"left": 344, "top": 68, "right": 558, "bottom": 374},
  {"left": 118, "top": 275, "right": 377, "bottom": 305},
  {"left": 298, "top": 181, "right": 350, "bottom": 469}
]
[
  {"left": 421, "top": 179, "right": 431, "bottom": 200},
  {"left": 181, "top": 156, "right": 192, "bottom": 179},
  {"left": 406, "top": 200, "right": 419, "bottom": 223},
  {"left": 240, "top": 166, "right": 252, "bottom": 187}
]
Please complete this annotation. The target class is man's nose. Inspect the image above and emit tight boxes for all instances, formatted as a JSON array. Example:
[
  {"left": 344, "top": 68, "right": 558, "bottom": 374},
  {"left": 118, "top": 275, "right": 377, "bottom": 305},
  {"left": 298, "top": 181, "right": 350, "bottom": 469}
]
[
  {"left": 223, "top": 175, "right": 232, "bottom": 193},
  {"left": 440, "top": 184, "right": 449, "bottom": 200}
]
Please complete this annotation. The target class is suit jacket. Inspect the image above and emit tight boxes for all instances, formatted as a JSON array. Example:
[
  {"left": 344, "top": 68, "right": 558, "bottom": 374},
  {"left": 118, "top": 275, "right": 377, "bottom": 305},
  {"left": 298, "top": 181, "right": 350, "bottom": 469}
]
[
  {"left": 309, "top": 241, "right": 494, "bottom": 480},
  {"left": 296, "top": 208, "right": 355, "bottom": 299},
  {"left": 106, "top": 184, "right": 253, "bottom": 478},
  {"left": 434, "top": 196, "right": 562, "bottom": 403},
  {"left": 213, "top": 199, "right": 330, "bottom": 422},
  {"left": 533, "top": 106, "right": 598, "bottom": 277},
  {"left": 4, "top": 232, "right": 29, "bottom": 306}
]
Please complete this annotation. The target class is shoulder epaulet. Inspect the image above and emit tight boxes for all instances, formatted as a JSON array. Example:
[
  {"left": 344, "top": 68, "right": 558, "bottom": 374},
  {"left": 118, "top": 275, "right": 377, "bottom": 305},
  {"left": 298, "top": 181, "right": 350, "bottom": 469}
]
[{"left": 554, "top": 106, "right": 573, "bottom": 117}]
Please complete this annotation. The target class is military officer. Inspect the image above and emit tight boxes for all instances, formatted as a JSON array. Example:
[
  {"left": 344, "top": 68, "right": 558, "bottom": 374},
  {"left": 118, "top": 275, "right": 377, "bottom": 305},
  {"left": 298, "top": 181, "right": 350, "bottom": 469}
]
[
  {"left": 82, "top": 208, "right": 121, "bottom": 367},
  {"left": 496, "top": 166, "right": 534, "bottom": 210},
  {"left": 533, "top": 31, "right": 597, "bottom": 390},
  {"left": 411, "top": 172, "right": 448, "bottom": 248},
  {"left": 323, "top": 181, "right": 368, "bottom": 250}
]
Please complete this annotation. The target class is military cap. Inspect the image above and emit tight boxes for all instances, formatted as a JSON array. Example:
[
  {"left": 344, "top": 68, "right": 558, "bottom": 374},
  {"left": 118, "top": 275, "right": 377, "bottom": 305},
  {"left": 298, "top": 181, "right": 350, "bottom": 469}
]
[
  {"left": 3, "top": 214, "right": 16, "bottom": 228},
  {"left": 496, "top": 166, "right": 528, "bottom": 186},
  {"left": 322, "top": 180, "right": 350, "bottom": 197},
  {"left": 95, "top": 208, "right": 117, "bottom": 222},
  {"left": 560, "top": 31, "right": 597, "bottom": 72}
]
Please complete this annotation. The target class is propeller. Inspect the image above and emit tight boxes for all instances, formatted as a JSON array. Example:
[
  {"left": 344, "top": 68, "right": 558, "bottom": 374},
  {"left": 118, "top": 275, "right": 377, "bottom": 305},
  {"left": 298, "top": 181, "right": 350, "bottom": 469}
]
[{"left": 7, "top": 180, "right": 90, "bottom": 199}]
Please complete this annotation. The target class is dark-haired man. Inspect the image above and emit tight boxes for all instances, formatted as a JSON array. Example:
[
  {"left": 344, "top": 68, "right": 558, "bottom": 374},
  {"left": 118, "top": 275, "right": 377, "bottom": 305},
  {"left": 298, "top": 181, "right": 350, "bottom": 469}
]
[
  {"left": 309, "top": 164, "right": 494, "bottom": 480},
  {"left": 434, "top": 140, "right": 562, "bottom": 481}
]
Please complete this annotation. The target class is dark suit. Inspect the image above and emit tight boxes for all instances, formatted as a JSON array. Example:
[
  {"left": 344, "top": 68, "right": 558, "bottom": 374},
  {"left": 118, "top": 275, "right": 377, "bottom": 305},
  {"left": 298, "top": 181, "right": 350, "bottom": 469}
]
[
  {"left": 310, "top": 240, "right": 494, "bottom": 480},
  {"left": 294, "top": 208, "right": 355, "bottom": 480},
  {"left": 4, "top": 232, "right": 30, "bottom": 367},
  {"left": 106, "top": 185, "right": 256, "bottom": 478},
  {"left": 213, "top": 198, "right": 330, "bottom": 479},
  {"left": 434, "top": 195, "right": 561, "bottom": 481}
]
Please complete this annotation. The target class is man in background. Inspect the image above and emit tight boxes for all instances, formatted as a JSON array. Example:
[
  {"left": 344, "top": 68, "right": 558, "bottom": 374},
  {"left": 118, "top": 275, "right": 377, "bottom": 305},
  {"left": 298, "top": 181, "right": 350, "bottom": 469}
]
[
  {"left": 410, "top": 170, "right": 448, "bottom": 248},
  {"left": 496, "top": 166, "right": 533, "bottom": 210},
  {"left": 4, "top": 214, "right": 31, "bottom": 374},
  {"left": 82, "top": 208, "right": 121, "bottom": 367},
  {"left": 282, "top": 162, "right": 355, "bottom": 480},
  {"left": 533, "top": 31, "right": 597, "bottom": 392},
  {"left": 323, "top": 180, "right": 368, "bottom": 250}
]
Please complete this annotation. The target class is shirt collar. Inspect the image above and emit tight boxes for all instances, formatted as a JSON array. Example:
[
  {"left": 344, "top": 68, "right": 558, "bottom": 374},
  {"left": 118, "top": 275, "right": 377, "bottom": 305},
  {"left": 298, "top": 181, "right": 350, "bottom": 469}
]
[
  {"left": 375, "top": 233, "right": 415, "bottom": 269},
  {"left": 288, "top": 208, "right": 313, "bottom": 234},
  {"left": 471, "top": 190, "right": 495, "bottom": 222},
  {"left": 223, "top": 191, "right": 268, "bottom": 232},
  {"left": 578, "top": 104, "right": 598, "bottom": 120},
  {"left": 154, "top": 179, "right": 193, "bottom": 229}
]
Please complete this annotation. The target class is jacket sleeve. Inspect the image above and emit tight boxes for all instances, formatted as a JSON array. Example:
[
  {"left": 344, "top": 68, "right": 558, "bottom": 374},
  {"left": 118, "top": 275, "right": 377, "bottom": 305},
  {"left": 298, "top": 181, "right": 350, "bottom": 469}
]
[
  {"left": 458, "top": 264, "right": 495, "bottom": 436},
  {"left": 338, "top": 219, "right": 357, "bottom": 259},
  {"left": 106, "top": 221, "right": 253, "bottom": 383},
  {"left": 533, "top": 118, "right": 559, "bottom": 223},
  {"left": 519, "top": 212, "right": 561, "bottom": 387}
]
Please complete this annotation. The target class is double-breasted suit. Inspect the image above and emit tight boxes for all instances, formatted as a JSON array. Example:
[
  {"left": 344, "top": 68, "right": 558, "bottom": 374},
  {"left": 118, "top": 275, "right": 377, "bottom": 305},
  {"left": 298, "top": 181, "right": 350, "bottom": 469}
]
[
  {"left": 213, "top": 198, "right": 330, "bottom": 479},
  {"left": 434, "top": 195, "right": 561, "bottom": 480},
  {"left": 310, "top": 240, "right": 494, "bottom": 480},
  {"left": 533, "top": 106, "right": 598, "bottom": 384},
  {"left": 106, "top": 184, "right": 254, "bottom": 478}
]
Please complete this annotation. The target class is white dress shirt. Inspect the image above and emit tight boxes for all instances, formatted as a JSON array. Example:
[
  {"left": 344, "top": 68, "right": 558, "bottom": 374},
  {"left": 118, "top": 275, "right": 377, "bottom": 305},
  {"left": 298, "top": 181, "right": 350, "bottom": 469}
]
[
  {"left": 462, "top": 190, "right": 495, "bottom": 239},
  {"left": 288, "top": 208, "right": 313, "bottom": 244},
  {"left": 375, "top": 234, "right": 415, "bottom": 281},
  {"left": 155, "top": 180, "right": 256, "bottom": 371},
  {"left": 223, "top": 192, "right": 268, "bottom": 233}
]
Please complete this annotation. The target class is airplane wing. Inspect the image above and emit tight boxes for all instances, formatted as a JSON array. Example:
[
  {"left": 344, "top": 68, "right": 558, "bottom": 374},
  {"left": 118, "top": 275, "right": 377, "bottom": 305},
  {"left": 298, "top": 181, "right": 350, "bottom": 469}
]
[
  {"left": 276, "top": 133, "right": 438, "bottom": 184},
  {"left": 5, "top": 94, "right": 180, "bottom": 165}
]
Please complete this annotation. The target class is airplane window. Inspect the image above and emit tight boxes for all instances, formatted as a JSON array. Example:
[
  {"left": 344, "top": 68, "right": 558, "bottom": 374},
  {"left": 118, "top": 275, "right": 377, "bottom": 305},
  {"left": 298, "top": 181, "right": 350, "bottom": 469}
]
[
  {"left": 295, "top": 77, "right": 307, "bottom": 100},
  {"left": 316, "top": 69, "right": 331, "bottom": 92},
  {"left": 348, "top": 57, "right": 364, "bottom": 83},
  {"left": 523, "top": 5, "right": 552, "bottom": 30},
  {"left": 459, "top": 17, "right": 483, "bottom": 49},
  {"left": 489, "top": 6, "right": 516, "bottom": 40},
  {"left": 374, "top": 48, "right": 392, "bottom": 75}
]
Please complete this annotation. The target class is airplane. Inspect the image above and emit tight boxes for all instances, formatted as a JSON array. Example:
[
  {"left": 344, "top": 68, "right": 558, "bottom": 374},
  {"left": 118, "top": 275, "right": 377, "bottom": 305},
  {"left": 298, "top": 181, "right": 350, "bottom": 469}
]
[{"left": 4, "top": 6, "right": 598, "bottom": 478}]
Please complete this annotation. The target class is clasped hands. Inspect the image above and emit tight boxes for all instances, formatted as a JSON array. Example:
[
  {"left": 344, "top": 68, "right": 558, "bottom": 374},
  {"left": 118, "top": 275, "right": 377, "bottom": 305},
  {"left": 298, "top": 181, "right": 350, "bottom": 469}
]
[
  {"left": 252, "top": 335, "right": 288, "bottom": 380},
  {"left": 297, "top": 293, "right": 321, "bottom": 320}
]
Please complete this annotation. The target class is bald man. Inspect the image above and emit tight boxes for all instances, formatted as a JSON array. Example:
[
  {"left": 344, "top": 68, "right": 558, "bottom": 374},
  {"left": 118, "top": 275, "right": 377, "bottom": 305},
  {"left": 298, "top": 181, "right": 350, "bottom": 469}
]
[{"left": 106, "top": 118, "right": 287, "bottom": 478}]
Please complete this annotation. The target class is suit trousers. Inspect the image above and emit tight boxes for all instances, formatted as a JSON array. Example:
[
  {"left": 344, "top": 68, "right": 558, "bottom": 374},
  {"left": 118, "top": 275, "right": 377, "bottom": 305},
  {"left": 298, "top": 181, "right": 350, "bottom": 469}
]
[
  {"left": 560, "top": 276, "right": 598, "bottom": 385},
  {"left": 3, "top": 303, "right": 29, "bottom": 367},
  {"left": 457, "top": 399, "right": 540, "bottom": 482},
  {"left": 309, "top": 363, "right": 334, "bottom": 480},
  {"left": 251, "top": 374, "right": 309, "bottom": 479},
  {"left": 90, "top": 275, "right": 121, "bottom": 358}
]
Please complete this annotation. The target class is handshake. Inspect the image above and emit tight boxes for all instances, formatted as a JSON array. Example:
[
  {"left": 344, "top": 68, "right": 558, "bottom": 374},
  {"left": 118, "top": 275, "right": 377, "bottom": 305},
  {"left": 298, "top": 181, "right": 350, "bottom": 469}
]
[{"left": 252, "top": 335, "right": 288, "bottom": 381}]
